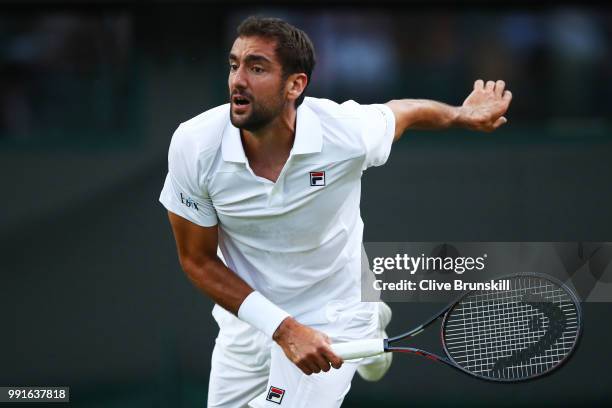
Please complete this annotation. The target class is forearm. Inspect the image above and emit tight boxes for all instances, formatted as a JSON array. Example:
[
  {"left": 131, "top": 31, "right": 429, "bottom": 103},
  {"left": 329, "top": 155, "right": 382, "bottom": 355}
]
[
  {"left": 386, "top": 99, "right": 461, "bottom": 140},
  {"left": 181, "top": 255, "right": 290, "bottom": 337},
  {"left": 181, "top": 255, "right": 253, "bottom": 314}
]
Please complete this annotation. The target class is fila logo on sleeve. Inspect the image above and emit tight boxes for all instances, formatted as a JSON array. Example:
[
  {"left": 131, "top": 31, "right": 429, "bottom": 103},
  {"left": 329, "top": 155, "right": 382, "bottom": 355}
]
[
  {"left": 266, "top": 386, "right": 285, "bottom": 404},
  {"left": 309, "top": 171, "right": 325, "bottom": 186}
]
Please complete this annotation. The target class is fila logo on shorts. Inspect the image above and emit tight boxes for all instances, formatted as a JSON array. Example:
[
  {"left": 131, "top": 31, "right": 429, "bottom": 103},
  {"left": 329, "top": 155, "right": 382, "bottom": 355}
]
[
  {"left": 309, "top": 171, "right": 325, "bottom": 186},
  {"left": 266, "top": 386, "right": 285, "bottom": 404}
]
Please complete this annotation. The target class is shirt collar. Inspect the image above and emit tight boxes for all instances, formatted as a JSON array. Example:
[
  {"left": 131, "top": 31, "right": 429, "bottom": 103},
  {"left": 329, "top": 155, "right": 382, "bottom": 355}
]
[
  {"left": 221, "top": 115, "right": 247, "bottom": 163},
  {"left": 292, "top": 102, "right": 323, "bottom": 155},
  {"left": 221, "top": 102, "right": 323, "bottom": 163}
]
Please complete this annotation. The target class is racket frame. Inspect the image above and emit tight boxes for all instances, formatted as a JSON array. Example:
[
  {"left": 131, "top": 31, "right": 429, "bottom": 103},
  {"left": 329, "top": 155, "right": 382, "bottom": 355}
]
[{"left": 383, "top": 272, "right": 583, "bottom": 382}]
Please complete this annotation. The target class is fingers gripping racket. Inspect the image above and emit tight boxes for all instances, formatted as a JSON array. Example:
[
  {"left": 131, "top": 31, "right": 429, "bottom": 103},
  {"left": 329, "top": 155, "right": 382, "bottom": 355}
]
[{"left": 331, "top": 273, "right": 582, "bottom": 382}]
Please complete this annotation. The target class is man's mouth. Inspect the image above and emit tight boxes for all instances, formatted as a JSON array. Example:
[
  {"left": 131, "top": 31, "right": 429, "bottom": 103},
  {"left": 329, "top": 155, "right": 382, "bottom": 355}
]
[{"left": 232, "top": 95, "right": 251, "bottom": 107}]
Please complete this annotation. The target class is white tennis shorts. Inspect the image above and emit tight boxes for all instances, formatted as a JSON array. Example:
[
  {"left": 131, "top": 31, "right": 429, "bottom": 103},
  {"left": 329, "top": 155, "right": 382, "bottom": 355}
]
[{"left": 207, "top": 300, "right": 378, "bottom": 408}]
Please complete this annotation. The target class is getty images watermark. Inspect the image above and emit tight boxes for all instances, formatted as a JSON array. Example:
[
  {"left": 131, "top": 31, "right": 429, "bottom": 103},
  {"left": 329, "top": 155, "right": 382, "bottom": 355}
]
[{"left": 361, "top": 242, "right": 612, "bottom": 302}]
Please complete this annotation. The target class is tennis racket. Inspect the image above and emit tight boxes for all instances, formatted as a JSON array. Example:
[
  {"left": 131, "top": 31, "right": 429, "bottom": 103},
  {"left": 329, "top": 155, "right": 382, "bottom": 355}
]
[{"left": 331, "top": 273, "right": 582, "bottom": 382}]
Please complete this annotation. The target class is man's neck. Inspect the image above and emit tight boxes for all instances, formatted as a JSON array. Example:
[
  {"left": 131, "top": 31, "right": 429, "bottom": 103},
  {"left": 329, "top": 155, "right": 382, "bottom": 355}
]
[{"left": 241, "top": 107, "right": 297, "bottom": 167}]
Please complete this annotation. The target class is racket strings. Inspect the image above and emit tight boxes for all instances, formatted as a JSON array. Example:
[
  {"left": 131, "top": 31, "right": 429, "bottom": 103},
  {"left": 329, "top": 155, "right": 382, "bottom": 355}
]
[{"left": 443, "top": 276, "right": 580, "bottom": 380}]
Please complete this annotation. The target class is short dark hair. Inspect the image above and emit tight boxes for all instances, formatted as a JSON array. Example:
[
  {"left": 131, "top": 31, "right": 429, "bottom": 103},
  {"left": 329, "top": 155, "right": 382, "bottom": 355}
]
[{"left": 237, "top": 16, "right": 316, "bottom": 107}]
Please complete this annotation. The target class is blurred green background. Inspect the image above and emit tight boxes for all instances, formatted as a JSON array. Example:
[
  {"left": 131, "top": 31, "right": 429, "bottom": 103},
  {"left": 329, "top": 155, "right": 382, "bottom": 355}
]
[{"left": 1, "top": 1, "right": 611, "bottom": 407}]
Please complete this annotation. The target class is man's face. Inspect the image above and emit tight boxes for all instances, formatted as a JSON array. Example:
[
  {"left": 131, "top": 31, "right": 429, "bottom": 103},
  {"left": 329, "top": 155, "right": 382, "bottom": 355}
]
[{"left": 228, "top": 36, "right": 288, "bottom": 131}]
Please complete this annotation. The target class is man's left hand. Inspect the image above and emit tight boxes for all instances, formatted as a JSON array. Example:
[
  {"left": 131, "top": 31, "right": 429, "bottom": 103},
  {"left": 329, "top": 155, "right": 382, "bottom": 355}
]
[{"left": 458, "top": 79, "right": 512, "bottom": 132}]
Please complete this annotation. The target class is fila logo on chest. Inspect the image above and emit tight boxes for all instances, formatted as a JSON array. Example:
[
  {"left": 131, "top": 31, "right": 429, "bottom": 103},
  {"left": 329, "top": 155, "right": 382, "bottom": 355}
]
[{"left": 309, "top": 171, "right": 325, "bottom": 186}]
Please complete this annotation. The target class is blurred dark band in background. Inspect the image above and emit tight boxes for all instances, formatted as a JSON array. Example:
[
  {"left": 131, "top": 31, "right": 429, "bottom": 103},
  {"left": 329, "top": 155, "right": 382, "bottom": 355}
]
[{"left": 1, "top": 2, "right": 610, "bottom": 147}]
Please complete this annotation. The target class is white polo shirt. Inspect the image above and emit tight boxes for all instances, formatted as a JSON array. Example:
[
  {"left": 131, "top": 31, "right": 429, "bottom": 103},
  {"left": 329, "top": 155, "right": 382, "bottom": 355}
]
[{"left": 159, "top": 97, "right": 395, "bottom": 328}]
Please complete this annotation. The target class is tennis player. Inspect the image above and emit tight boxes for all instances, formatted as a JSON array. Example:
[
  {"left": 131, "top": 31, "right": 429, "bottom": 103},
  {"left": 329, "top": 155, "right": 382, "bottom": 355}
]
[{"left": 160, "top": 16, "right": 511, "bottom": 408}]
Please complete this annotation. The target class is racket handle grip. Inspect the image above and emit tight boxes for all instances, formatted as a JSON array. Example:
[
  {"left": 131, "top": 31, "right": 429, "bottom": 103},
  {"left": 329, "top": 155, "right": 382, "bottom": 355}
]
[{"left": 331, "top": 339, "right": 385, "bottom": 360}]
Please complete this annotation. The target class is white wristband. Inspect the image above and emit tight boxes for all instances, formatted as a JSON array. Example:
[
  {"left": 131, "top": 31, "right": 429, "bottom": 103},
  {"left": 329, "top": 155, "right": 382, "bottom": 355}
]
[{"left": 237, "top": 291, "right": 291, "bottom": 338}]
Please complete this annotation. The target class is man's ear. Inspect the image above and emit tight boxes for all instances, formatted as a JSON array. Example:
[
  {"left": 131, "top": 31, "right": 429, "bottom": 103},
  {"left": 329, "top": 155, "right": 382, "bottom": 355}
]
[{"left": 286, "top": 73, "right": 308, "bottom": 103}]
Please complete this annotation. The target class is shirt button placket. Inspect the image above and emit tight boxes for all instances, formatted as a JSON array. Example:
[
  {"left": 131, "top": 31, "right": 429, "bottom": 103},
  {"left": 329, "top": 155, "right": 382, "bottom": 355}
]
[{"left": 268, "top": 179, "right": 284, "bottom": 207}]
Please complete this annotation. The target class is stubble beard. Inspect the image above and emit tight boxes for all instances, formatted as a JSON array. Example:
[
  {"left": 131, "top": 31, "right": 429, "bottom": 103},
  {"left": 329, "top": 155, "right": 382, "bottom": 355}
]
[{"left": 230, "top": 92, "right": 287, "bottom": 132}]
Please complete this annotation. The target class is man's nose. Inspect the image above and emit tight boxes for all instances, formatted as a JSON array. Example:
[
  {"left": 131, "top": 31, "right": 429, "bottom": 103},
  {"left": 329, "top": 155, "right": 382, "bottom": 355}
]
[{"left": 231, "top": 66, "right": 248, "bottom": 89}]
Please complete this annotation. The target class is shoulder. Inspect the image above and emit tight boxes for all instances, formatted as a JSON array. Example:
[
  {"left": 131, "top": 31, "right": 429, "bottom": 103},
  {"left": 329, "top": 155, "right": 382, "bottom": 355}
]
[
  {"left": 167, "top": 104, "right": 229, "bottom": 177},
  {"left": 171, "top": 104, "right": 230, "bottom": 153},
  {"left": 302, "top": 97, "right": 367, "bottom": 157},
  {"left": 303, "top": 97, "right": 363, "bottom": 121},
  {"left": 169, "top": 104, "right": 229, "bottom": 160},
  {"left": 304, "top": 97, "right": 393, "bottom": 139}
]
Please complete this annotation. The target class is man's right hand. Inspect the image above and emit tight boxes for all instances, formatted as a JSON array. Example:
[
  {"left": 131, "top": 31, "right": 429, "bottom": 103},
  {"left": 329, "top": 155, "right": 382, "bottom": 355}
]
[{"left": 272, "top": 317, "right": 343, "bottom": 375}]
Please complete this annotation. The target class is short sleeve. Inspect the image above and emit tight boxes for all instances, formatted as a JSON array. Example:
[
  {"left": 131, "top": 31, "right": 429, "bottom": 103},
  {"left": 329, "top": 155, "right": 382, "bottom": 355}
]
[
  {"left": 159, "top": 125, "right": 218, "bottom": 227},
  {"left": 339, "top": 101, "right": 396, "bottom": 169},
  {"left": 359, "top": 103, "right": 396, "bottom": 169}
]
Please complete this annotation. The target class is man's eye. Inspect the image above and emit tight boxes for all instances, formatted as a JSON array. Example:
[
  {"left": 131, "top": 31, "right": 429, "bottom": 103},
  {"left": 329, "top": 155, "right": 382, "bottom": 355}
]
[
  {"left": 252, "top": 66, "right": 264, "bottom": 73},
  {"left": 229, "top": 64, "right": 238, "bottom": 71}
]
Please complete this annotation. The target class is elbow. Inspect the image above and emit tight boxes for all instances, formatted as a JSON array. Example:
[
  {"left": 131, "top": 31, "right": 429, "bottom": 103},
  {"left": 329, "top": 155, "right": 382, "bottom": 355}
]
[{"left": 178, "top": 254, "right": 216, "bottom": 282}]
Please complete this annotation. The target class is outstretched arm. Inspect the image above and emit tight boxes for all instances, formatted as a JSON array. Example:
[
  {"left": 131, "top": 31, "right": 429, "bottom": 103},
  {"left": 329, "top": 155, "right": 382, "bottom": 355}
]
[{"left": 386, "top": 79, "right": 513, "bottom": 141}]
